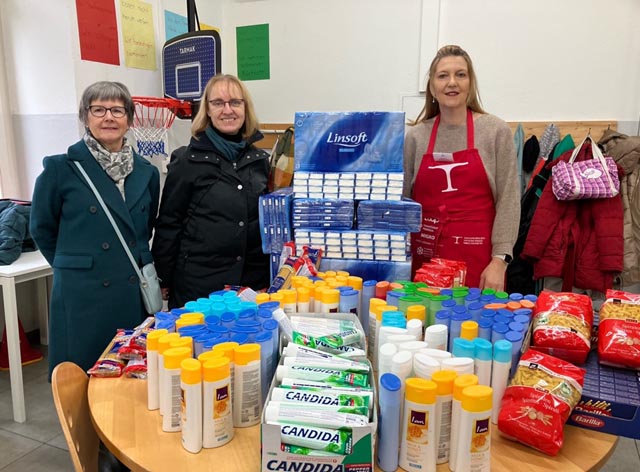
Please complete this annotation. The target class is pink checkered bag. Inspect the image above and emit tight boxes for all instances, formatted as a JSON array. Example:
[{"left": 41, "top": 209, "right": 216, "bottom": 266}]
[{"left": 551, "top": 134, "right": 620, "bottom": 201}]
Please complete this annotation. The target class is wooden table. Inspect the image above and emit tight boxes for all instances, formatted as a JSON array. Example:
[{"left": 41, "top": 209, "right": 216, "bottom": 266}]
[
  {"left": 89, "top": 376, "right": 619, "bottom": 472},
  {"left": 0, "top": 250, "right": 52, "bottom": 422}
]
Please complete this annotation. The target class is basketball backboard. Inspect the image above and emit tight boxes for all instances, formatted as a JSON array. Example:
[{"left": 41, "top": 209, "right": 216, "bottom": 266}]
[{"left": 162, "top": 30, "right": 221, "bottom": 101}]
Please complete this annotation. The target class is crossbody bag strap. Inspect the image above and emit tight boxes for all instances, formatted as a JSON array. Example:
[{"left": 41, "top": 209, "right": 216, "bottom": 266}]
[{"left": 73, "top": 161, "right": 144, "bottom": 282}]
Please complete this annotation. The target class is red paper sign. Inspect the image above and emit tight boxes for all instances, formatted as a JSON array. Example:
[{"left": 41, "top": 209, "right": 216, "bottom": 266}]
[{"left": 76, "top": 0, "right": 120, "bottom": 65}]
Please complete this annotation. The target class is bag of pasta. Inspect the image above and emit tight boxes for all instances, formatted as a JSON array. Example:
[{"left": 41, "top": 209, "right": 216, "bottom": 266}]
[
  {"left": 531, "top": 290, "right": 593, "bottom": 364},
  {"left": 598, "top": 289, "right": 640, "bottom": 370},
  {"left": 498, "top": 349, "right": 585, "bottom": 456}
]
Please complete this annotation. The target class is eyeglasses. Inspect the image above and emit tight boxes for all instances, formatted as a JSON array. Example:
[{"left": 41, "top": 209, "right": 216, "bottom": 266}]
[
  {"left": 208, "top": 99, "right": 245, "bottom": 110},
  {"left": 86, "top": 105, "right": 127, "bottom": 118}
]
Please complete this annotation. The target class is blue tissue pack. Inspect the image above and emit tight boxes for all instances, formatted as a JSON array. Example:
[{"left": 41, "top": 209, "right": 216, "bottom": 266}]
[{"left": 294, "top": 111, "right": 405, "bottom": 173}]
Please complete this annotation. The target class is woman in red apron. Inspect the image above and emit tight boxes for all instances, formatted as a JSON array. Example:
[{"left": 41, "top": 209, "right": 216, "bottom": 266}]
[{"left": 404, "top": 45, "right": 520, "bottom": 291}]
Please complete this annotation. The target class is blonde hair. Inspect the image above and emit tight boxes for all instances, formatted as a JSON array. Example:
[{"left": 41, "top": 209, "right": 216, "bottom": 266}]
[
  {"left": 191, "top": 74, "right": 260, "bottom": 139},
  {"left": 410, "top": 45, "right": 485, "bottom": 125}
]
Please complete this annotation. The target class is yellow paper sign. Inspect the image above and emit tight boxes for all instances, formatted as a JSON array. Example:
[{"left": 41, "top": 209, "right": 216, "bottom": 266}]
[{"left": 121, "top": 0, "right": 156, "bottom": 70}]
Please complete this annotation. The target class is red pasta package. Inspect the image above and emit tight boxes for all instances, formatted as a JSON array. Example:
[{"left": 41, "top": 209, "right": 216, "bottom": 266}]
[
  {"left": 531, "top": 290, "right": 593, "bottom": 364},
  {"left": 498, "top": 349, "right": 585, "bottom": 456},
  {"left": 598, "top": 289, "right": 640, "bottom": 370}
]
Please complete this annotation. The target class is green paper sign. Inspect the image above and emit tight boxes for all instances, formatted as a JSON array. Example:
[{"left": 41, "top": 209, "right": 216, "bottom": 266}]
[{"left": 236, "top": 24, "right": 270, "bottom": 81}]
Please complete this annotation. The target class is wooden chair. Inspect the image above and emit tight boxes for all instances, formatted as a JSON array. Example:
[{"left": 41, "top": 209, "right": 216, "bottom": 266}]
[{"left": 51, "top": 361, "right": 99, "bottom": 472}]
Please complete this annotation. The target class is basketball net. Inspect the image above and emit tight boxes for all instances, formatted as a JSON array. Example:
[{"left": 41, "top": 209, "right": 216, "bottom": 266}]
[{"left": 131, "top": 97, "right": 190, "bottom": 158}]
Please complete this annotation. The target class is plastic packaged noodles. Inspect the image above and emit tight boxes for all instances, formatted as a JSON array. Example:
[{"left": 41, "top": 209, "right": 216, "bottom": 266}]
[
  {"left": 598, "top": 289, "right": 640, "bottom": 370},
  {"left": 497, "top": 349, "right": 585, "bottom": 456}
]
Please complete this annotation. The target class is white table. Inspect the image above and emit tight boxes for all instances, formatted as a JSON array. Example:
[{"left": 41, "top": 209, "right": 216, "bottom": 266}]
[{"left": 0, "top": 251, "right": 52, "bottom": 422}]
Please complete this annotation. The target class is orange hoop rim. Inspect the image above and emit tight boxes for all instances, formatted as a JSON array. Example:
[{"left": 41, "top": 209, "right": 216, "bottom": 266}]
[{"left": 131, "top": 96, "right": 192, "bottom": 127}]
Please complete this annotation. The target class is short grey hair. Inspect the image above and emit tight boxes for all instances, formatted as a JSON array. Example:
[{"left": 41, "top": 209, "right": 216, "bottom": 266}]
[{"left": 78, "top": 81, "right": 134, "bottom": 126}]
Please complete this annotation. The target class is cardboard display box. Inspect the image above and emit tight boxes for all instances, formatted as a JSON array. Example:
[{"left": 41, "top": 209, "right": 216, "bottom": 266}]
[
  {"left": 566, "top": 350, "right": 640, "bottom": 439},
  {"left": 261, "top": 313, "right": 377, "bottom": 471}
]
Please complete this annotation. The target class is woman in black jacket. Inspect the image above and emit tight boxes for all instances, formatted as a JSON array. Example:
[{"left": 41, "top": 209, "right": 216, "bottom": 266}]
[{"left": 152, "top": 74, "right": 270, "bottom": 308}]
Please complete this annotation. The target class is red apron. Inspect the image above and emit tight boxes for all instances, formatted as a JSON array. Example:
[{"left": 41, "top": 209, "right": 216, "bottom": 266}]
[{"left": 411, "top": 109, "right": 495, "bottom": 287}]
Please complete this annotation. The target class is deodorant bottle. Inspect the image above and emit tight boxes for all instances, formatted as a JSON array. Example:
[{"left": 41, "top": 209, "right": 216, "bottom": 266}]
[{"left": 377, "top": 373, "right": 402, "bottom": 472}]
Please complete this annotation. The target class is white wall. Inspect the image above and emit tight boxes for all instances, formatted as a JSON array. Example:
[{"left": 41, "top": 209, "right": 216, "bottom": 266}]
[{"left": 220, "top": 0, "right": 640, "bottom": 129}]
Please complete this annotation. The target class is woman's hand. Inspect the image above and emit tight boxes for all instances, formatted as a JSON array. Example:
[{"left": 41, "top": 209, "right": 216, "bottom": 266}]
[{"left": 479, "top": 257, "right": 507, "bottom": 292}]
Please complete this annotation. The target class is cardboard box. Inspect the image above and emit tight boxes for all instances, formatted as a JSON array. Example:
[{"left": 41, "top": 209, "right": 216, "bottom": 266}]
[
  {"left": 261, "top": 313, "right": 377, "bottom": 471},
  {"left": 566, "top": 350, "right": 640, "bottom": 439}
]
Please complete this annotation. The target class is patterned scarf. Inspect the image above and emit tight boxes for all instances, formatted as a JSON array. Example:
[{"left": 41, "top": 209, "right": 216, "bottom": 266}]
[{"left": 83, "top": 132, "right": 134, "bottom": 199}]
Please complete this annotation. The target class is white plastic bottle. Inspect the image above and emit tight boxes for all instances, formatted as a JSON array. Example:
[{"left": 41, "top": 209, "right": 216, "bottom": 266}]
[
  {"left": 473, "top": 338, "right": 493, "bottom": 386},
  {"left": 146, "top": 328, "right": 168, "bottom": 410},
  {"left": 449, "top": 374, "right": 479, "bottom": 472},
  {"left": 158, "top": 332, "right": 181, "bottom": 416},
  {"left": 424, "top": 324, "right": 448, "bottom": 351},
  {"left": 399, "top": 377, "right": 437, "bottom": 472},
  {"left": 406, "top": 318, "right": 424, "bottom": 341},
  {"left": 367, "top": 298, "right": 386, "bottom": 368},
  {"left": 180, "top": 358, "right": 202, "bottom": 453},
  {"left": 378, "top": 342, "right": 398, "bottom": 377},
  {"left": 456, "top": 385, "right": 493, "bottom": 472},
  {"left": 323, "top": 289, "right": 340, "bottom": 313},
  {"left": 212, "top": 341, "right": 239, "bottom": 405},
  {"left": 162, "top": 346, "right": 191, "bottom": 432},
  {"left": 296, "top": 286, "right": 311, "bottom": 313},
  {"left": 202, "top": 357, "right": 234, "bottom": 448},
  {"left": 233, "top": 343, "right": 262, "bottom": 427},
  {"left": 441, "top": 357, "right": 475, "bottom": 376},
  {"left": 413, "top": 353, "right": 441, "bottom": 380},
  {"left": 431, "top": 369, "right": 457, "bottom": 465},
  {"left": 280, "top": 289, "right": 298, "bottom": 315},
  {"left": 490, "top": 339, "right": 512, "bottom": 424},
  {"left": 390, "top": 350, "right": 413, "bottom": 414}
]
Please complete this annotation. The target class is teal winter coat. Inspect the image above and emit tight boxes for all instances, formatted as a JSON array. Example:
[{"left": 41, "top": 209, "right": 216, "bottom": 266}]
[{"left": 30, "top": 141, "right": 159, "bottom": 375}]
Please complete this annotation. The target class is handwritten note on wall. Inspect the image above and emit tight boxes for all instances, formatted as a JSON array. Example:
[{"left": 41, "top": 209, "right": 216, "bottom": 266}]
[
  {"left": 165, "top": 10, "right": 219, "bottom": 42},
  {"left": 236, "top": 24, "right": 270, "bottom": 81},
  {"left": 121, "top": 0, "right": 156, "bottom": 70},
  {"left": 75, "top": 0, "right": 119, "bottom": 65}
]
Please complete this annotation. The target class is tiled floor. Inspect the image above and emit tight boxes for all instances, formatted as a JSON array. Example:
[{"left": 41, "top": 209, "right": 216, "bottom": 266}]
[{"left": 1, "top": 344, "right": 639, "bottom": 471}]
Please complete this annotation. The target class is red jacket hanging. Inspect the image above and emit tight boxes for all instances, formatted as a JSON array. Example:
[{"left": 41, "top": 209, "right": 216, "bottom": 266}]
[{"left": 521, "top": 142, "right": 624, "bottom": 292}]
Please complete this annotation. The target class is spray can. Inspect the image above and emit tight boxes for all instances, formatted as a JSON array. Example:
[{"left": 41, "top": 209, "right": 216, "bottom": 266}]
[{"left": 377, "top": 373, "right": 402, "bottom": 472}]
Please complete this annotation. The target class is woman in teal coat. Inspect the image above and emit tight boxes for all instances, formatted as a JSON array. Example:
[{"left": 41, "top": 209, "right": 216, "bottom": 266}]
[{"left": 31, "top": 82, "right": 159, "bottom": 375}]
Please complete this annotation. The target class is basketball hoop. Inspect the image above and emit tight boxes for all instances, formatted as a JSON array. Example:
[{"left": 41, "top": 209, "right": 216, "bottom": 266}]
[{"left": 131, "top": 97, "right": 191, "bottom": 158}]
